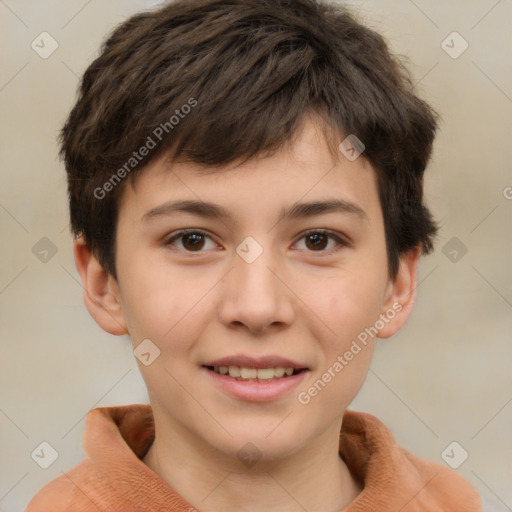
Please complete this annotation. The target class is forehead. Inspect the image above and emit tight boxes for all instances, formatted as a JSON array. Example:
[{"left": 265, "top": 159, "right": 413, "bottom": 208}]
[{"left": 118, "top": 119, "right": 381, "bottom": 227}]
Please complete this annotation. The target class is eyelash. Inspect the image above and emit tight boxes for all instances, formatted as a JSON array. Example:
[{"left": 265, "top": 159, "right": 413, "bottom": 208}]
[{"left": 164, "top": 229, "right": 348, "bottom": 255}]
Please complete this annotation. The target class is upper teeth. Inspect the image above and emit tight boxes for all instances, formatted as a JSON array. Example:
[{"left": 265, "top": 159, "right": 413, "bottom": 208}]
[{"left": 213, "top": 365, "right": 295, "bottom": 380}]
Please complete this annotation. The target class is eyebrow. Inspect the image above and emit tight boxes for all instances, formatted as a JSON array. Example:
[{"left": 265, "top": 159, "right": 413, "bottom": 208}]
[{"left": 142, "top": 198, "right": 368, "bottom": 224}]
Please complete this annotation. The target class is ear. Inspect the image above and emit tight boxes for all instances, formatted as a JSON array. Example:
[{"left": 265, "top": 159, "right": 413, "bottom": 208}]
[
  {"left": 73, "top": 235, "right": 128, "bottom": 336},
  {"left": 377, "top": 246, "right": 421, "bottom": 339}
]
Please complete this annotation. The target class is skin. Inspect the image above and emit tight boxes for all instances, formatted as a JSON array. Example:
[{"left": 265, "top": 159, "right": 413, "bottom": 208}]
[{"left": 75, "top": 116, "right": 420, "bottom": 512}]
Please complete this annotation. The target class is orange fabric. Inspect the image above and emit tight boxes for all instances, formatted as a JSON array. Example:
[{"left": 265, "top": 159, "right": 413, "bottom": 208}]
[{"left": 25, "top": 404, "right": 482, "bottom": 511}]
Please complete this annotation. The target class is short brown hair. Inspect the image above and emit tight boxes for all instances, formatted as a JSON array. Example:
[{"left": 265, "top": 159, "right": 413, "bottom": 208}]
[{"left": 60, "top": 0, "right": 438, "bottom": 279}]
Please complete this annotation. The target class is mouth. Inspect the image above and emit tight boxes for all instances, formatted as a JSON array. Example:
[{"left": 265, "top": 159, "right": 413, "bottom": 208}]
[
  {"left": 201, "top": 355, "right": 310, "bottom": 401},
  {"left": 203, "top": 365, "right": 307, "bottom": 382}
]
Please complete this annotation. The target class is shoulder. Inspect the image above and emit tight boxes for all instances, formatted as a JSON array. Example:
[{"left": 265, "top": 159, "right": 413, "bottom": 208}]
[
  {"left": 25, "top": 464, "right": 97, "bottom": 512},
  {"left": 341, "top": 410, "right": 483, "bottom": 511}
]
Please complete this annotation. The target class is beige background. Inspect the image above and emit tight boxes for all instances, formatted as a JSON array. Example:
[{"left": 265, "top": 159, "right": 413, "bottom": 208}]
[{"left": 1, "top": 0, "right": 511, "bottom": 510}]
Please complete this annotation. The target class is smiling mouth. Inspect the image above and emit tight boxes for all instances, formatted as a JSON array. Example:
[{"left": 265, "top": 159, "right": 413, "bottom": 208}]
[{"left": 204, "top": 365, "right": 307, "bottom": 382}]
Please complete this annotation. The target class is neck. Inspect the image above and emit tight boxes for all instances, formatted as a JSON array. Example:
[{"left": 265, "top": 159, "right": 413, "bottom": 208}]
[{"left": 143, "top": 411, "right": 362, "bottom": 512}]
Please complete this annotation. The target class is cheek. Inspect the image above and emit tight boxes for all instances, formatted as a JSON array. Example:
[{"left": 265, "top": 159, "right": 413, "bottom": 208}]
[
  {"left": 319, "top": 271, "right": 385, "bottom": 335},
  {"left": 309, "top": 272, "right": 384, "bottom": 365},
  {"left": 299, "top": 284, "right": 380, "bottom": 413},
  {"left": 118, "top": 260, "right": 214, "bottom": 350}
]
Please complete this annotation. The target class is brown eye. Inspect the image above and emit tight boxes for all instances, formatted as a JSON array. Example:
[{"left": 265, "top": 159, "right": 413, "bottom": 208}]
[
  {"left": 182, "top": 233, "right": 206, "bottom": 251},
  {"left": 305, "top": 233, "right": 329, "bottom": 251},
  {"left": 295, "top": 230, "right": 346, "bottom": 253},
  {"left": 166, "top": 230, "right": 217, "bottom": 252}
]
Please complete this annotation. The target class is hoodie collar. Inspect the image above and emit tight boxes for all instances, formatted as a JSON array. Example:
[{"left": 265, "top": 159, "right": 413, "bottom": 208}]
[{"left": 82, "top": 404, "right": 481, "bottom": 511}]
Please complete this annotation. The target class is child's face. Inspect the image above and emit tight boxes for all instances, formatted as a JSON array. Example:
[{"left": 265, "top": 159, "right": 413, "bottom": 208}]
[{"left": 88, "top": 118, "right": 417, "bottom": 462}]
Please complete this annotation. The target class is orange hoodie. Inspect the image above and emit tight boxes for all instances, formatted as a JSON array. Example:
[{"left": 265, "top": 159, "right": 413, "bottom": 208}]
[{"left": 25, "top": 404, "right": 482, "bottom": 511}]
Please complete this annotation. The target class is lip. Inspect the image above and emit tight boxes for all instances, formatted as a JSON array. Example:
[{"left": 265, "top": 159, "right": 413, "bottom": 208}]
[
  {"left": 203, "top": 366, "right": 310, "bottom": 402},
  {"left": 202, "top": 354, "right": 309, "bottom": 370}
]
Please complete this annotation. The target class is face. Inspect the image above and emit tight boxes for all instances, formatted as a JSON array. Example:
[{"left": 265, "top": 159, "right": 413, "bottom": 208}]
[{"left": 83, "top": 117, "right": 417, "bottom": 465}]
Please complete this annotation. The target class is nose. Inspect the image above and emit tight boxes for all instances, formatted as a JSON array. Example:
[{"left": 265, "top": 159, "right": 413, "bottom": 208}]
[{"left": 217, "top": 244, "right": 295, "bottom": 334}]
